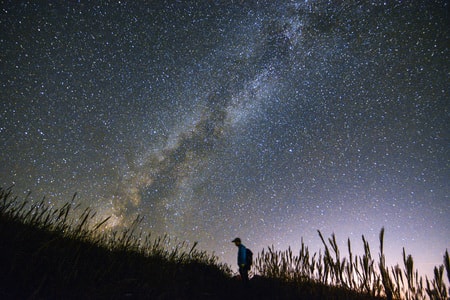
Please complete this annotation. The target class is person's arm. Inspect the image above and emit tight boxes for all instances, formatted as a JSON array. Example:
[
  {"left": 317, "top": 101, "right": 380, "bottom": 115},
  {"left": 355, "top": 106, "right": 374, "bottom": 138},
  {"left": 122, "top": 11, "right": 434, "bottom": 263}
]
[{"left": 238, "top": 245, "right": 247, "bottom": 267}]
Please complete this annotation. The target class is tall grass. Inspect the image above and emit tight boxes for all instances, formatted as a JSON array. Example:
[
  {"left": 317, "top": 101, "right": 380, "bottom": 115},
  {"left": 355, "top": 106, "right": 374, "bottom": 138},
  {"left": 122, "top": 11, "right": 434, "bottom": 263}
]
[
  {"left": 254, "top": 227, "right": 449, "bottom": 300},
  {"left": 0, "top": 187, "right": 232, "bottom": 298},
  {"left": 1, "top": 186, "right": 448, "bottom": 299},
  {"left": 0, "top": 186, "right": 226, "bottom": 266}
]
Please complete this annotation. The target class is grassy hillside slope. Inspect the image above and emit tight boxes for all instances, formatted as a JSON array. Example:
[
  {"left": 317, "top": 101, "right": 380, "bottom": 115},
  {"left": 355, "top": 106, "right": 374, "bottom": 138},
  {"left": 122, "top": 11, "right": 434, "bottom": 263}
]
[{"left": 0, "top": 187, "right": 447, "bottom": 299}]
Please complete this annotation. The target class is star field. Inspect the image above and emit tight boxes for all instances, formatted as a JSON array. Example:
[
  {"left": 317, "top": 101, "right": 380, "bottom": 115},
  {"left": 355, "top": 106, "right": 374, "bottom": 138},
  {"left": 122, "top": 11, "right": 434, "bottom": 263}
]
[{"left": 1, "top": 1, "right": 448, "bottom": 278}]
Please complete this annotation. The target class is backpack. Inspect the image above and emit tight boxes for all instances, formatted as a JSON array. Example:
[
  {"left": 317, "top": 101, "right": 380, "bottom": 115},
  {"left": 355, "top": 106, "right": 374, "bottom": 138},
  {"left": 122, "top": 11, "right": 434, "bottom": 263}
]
[{"left": 246, "top": 248, "right": 253, "bottom": 267}]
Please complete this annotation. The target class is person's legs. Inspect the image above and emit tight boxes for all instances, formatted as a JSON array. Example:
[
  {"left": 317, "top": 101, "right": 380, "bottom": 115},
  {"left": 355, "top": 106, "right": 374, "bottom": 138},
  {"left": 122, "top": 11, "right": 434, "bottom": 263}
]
[{"left": 239, "top": 266, "right": 249, "bottom": 286}]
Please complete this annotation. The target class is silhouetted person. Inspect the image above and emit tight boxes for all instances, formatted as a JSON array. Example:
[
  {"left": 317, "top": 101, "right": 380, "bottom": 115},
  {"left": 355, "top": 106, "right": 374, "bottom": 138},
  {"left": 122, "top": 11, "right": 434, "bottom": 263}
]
[{"left": 232, "top": 237, "right": 249, "bottom": 286}]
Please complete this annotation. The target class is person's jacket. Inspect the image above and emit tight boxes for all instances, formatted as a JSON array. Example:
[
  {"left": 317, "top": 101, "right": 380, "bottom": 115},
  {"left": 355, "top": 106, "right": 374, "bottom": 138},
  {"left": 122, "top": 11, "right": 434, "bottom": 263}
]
[{"left": 237, "top": 244, "right": 247, "bottom": 267}]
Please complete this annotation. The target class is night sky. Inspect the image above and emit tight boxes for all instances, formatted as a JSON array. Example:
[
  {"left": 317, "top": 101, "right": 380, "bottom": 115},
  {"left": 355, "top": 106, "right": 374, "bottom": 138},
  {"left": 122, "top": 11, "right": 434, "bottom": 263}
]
[{"left": 1, "top": 1, "right": 448, "bottom": 278}]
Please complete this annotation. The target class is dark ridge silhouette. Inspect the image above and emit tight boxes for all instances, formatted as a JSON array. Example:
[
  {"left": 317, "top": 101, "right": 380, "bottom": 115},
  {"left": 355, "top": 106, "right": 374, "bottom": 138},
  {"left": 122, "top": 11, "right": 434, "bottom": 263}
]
[{"left": 0, "top": 187, "right": 448, "bottom": 299}]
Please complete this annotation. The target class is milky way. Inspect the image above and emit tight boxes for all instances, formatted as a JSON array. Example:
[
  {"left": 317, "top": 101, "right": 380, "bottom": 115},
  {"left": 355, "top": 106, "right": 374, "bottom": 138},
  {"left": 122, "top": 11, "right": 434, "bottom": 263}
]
[{"left": 1, "top": 1, "right": 448, "bottom": 278}]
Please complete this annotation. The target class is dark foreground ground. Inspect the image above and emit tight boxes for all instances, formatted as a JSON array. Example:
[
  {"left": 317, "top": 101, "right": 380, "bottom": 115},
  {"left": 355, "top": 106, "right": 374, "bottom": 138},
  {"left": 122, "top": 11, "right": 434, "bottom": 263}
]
[{"left": 0, "top": 218, "right": 386, "bottom": 300}]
